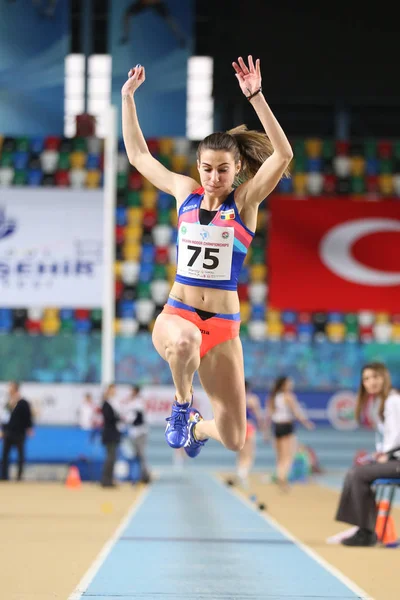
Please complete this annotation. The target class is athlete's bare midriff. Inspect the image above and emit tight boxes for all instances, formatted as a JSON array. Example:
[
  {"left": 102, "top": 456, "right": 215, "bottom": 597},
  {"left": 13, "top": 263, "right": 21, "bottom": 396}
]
[{"left": 169, "top": 281, "right": 240, "bottom": 314}]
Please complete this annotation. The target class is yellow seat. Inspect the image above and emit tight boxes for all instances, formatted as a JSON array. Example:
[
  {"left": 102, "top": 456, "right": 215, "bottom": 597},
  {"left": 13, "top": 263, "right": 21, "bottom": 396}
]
[
  {"left": 70, "top": 151, "right": 86, "bottom": 169},
  {"left": 171, "top": 154, "right": 188, "bottom": 172},
  {"left": 166, "top": 263, "right": 177, "bottom": 281},
  {"left": 115, "top": 261, "right": 122, "bottom": 279},
  {"left": 148, "top": 319, "right": 156, "bottom": 333},
  {"left": 379, "top": 174, "right": 393, "bottom": 195},
  {"left": 244, "top": 248, "right": 252, "bottom": 265},
  {"left": 267, "top": 322, "right": 284, "bottom": 338},
  {"left": 305, "top": 138, "right": 322, "bottom": 158},
  {"left": 124, "top": 225, "right": 143, "bottom": 243},
  {"left": 127, "top": 207, "right": 144, "bottom": 226},
  {"left": 123, "top": 242, "right": 141, "bottom": 261},
  {"left": 250, "top": 264, "right": 267, "bottom": 282},
  {"left": 142, "top": 178, "right": 156, "bottom": 191},
  {"left": 293, "top": 172, "right": 307, "bottom": 195},
  {"left": 240, "top": 301, "right": 251, "bottom": 323},
  {"left": 41, "top": 318, "right": 60, "bottom": 336},
  {"left": 114, "top": 319, "right": 122, "bottom": 334},
  {"left": 141, "top": 189, "right": 157, "bottom": 209},
  {"left": 159, "top": 138, "right": 174, "bottom": 155},
  {"left": 86, "top": 169, "right": 101, "bottom": 188},
  {"left": 189, "top": 163, "right": 199, "bottom": 181},
  {"left": 326, "top": 323, "right": 345, "bottom": 340},
  {"left": 376, "top": 312, "right": 389, "bottom": 324},
  {"left": 267, "top": 309, "right": 281, "bottom": 324},
  {"left": 169, "top": 209, "right": 178, "bottom": 227},
  {"left": 0, "top": 135, "right": 3, "bottom": 152},
  {"left": 392, "top": 323, "right": 400, "bottom": 341},
  {"left": 256, "top": 210, "right": 267, "bottom": 232},
  {"left": 350, "top": 156, "right": 365, "bottom": 176},
  {"left": 43, "top": 308, "right": 59, "bottom": 319}
]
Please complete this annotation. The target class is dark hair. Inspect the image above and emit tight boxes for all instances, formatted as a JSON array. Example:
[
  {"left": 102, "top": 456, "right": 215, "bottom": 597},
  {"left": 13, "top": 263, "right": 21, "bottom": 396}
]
[
  {"left": 102, "top": 383, "right": 115, "bottom": 401},
  {"left": 268, "top": 376, "right": 290, "bottom": 413},
  {"left": 197, "top": 124, "right": 291, "bottom": 185},
  {"left": 131, "top": 384, "right": 141, "bottom": 395},
  {"left": 9, "top": 381, "right": 20, "bottom": 392},
  {"left": 355, "top": 362, "right": 392, "bottom": 423}
]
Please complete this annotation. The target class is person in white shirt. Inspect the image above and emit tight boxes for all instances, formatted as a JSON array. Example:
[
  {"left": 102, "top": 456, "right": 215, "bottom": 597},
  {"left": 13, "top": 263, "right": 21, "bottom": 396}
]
[
  {"left": 78, "top": 393, "right": 95, "bottom": 431},
  {"left": 124, "top": 385, "right": 151, "bottom": 484},
  {"left": 266, "top": 376, "right": 314, "bottom": 491},
  {"left": 335, "top": 362, "right": 400, "bottom": 546}
]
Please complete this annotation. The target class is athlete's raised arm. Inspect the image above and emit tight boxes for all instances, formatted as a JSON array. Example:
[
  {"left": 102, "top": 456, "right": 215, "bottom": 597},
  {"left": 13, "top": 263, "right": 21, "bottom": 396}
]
[
  {"left": 232, "top": 56, "right": 293, "bottom": 205},
  {"left": 121, "top": 65, "right": 198, "bottom": 204}
]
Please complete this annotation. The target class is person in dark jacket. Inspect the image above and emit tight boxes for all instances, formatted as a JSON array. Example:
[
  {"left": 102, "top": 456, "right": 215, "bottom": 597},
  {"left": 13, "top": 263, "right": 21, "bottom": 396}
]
[
  {"left": 101, "top": 383, "right": 121, "bottom": 488},
  {"left": 1, "top": 381, "right": 34, "bottom": 481}
]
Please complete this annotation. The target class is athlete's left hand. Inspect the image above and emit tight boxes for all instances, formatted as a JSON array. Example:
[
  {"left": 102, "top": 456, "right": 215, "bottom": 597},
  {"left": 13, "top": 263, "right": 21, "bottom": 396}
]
[{"left": 232, "top": 55, "right": 261, "bottom": 98}]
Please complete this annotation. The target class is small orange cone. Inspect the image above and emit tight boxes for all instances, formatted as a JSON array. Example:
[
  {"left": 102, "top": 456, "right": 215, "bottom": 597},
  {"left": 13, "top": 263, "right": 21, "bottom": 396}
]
[
  {"left": 375, "top": 500, "right": 398, "bottom": 546},
  {"left": 65, "top": 465, "right": 81, "bottom": 489}
]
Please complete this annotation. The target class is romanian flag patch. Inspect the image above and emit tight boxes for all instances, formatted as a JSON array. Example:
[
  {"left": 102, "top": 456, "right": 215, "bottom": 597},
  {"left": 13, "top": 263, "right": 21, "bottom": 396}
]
[{"left": 220, "top": 209, "right": 235, "bottom": 220}]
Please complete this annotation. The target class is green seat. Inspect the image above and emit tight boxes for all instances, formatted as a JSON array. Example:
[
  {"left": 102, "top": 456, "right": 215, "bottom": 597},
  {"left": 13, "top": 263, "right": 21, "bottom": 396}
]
[
  {"left": 91, "top": 309, "right": 102, "bottom": 323},
  {"left": 240, "top": 323, "right": 248, "bottom": 337},
  {"left": 293, "top": 139, "right": 306, "bottom": 158},
  {"left": 60, "top": 320, "right": 74, "bottom": 333},
  {"left": 351, "top": 176, "right": 365, "bottom": 194},
  {"left": 251, "top": 247, "right": 265, "bottom": 264},
  {"left": 158, "top": 209, "right": 170, "bottom": 225},
  {"left": 72, "top": 137, "right": 87, "bottom": 152},
  {"left": 16, "top": 137, "right": 29, "bottom": 152},
  {"left": 380, "top": 159, "right": 393, "bottom": 174},
  {"left": 154, "top": 264, "right": 167, "bottom": 279},
  {"left": 252, "top": 235, "right": 266, "bottom": 249},
  {"left": 322, "top": 140, "right": 334, "bottom": 159},
  {"left": 127, "top": 190, "right": 141, "bottom": 206},
  {"left": 364, "top": 139, "right": 377, "bottom": 158},
  {"left": 117, "top": 172, "right": 128, "bottom": 190},
  {"left": 345, "top": 313, "right": 358, "bottom": 336},
  {"left": 58, "top": 152, "right": 70, "bottom": 169},
  {"left": 0, "top": 151, "right": 13, "bottom": 167},
  {"left": 393, "top": 141, "right": 400, "bottom": 160},
  {"left": 159, "top": 154, "right": 171, "bottom": 169},
  {"left": 13, "top": 170, "right": 27, "bottom": 185},
  {"left": 292, "top": 155, "right": 306, "bottom": 173},
  {"left": 137, "top": 282, "right": 151, "bottom": 298}
]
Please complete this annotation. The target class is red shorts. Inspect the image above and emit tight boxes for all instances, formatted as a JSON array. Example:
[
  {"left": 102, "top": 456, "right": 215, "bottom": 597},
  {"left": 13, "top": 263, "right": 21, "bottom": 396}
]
[
  {"left": 162, "top": 298, "right": 241, "bottom": 358},
  {"left": 246, "top": 422, "right": 257, "bottom": 439}
]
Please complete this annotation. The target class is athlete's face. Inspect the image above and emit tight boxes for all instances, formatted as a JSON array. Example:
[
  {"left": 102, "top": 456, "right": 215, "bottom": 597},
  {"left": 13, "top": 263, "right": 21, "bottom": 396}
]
[
  {"left": 362, "top": 368, "right": 385, "bottom": 396},
  {"left": 197, "top": 150, "right": 240, "bottom": 195}
]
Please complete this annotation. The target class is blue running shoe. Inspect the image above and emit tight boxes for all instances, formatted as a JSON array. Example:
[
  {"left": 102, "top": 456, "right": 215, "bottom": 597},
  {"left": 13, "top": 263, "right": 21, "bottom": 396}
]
[
  {"left": 184, "top": 409, "right": 208, "bottom": 458},
  {"left": 165, "top": 399, "right": 192, "bottom": 448}
]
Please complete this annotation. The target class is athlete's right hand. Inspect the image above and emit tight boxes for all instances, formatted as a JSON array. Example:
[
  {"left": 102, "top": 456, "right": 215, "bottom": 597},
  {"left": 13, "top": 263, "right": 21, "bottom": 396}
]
[{"left": 121, "top": 64, "right": 146, "bottom": 96}]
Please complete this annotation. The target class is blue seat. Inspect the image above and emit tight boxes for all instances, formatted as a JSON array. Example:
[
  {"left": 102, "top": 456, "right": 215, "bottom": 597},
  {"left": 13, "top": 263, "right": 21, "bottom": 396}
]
[
  {"left": 0, "top": 308, "right": 13, "bottom": 332},
  {"left": 373, "top": 478, "right": 400, "bottom": 545},
  {"left": 119, "top": 300, "right": 135, "bottom": 318},
  {"left": 31, "top": 137, "right": 44, "bottom": 154},
  {"left": 139, "top": 263, "right": 154, "bottom": 283},
  {"left": 116, "top": 207, "right": 127, "bottom": 226},
  {"left": 298, "top": 323, "right": 314, "bottom": 338},
  {"left": 277, "top": 177, "right": 293, "bottom": 193},
  {"left": 59, "top": 308, "right": 74, "bottom": 320},
  {"left": 307, "top": 158, "right": 322, "bottom": 172},
  {"left": 86, "top": 153, "right": 100, "bottom": 169},
  {"left": 141, "top": 244, "right": 156, "bottom": 264},
  {"left": 13, "top": 151, "right": 29, "bottom": 170},
  {"left": 75, "top": 319, "right": 92, "bottom": 333},
  {"left": 118, "top": 139, "right": 126, "bottom": 152},
  {"left": 27, "top": 168, "right": 43, "bottom": 186},
  {"left": 238, "top": 265, "right": 249, "bottom": 284},
  {"left": 281, "top": 310, "right": 297, "bottom": 325},
  {"left": 366, "top": 158, "right": 379, "bottom": 176},
  {"left": 251, "top": 303, "right": 265, "bottom": 320},
  {"left": 158, "top": 192, "right": 173, "bottom": 210},
  {"left": 327, "top": 311, "right": 344, "bottom": 323}
]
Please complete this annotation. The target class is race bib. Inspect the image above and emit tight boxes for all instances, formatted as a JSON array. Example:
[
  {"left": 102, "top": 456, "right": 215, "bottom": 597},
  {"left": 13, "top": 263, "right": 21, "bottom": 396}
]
[{"left": 177, "top": 222, "right": 234, "bottom": 281}]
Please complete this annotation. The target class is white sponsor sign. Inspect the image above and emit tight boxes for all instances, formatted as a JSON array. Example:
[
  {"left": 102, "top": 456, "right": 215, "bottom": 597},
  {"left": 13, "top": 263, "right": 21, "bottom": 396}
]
[
  {"left": 0, "top": 189, "right": 103, "bottom": 307},
  {"left": 0, "top": 384, "right": 213, "bottom": 426}
]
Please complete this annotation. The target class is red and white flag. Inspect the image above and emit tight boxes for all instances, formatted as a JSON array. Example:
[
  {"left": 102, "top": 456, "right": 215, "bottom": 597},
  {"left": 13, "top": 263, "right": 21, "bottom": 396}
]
[{"left": 268, "top": 196, "right": 400, "bottom": 312}]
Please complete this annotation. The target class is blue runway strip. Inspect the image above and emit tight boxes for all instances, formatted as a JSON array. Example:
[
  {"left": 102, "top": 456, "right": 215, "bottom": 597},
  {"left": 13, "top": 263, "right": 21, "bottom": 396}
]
[{"left": 81, "top": 471, "right": 369, "bottom": 599}]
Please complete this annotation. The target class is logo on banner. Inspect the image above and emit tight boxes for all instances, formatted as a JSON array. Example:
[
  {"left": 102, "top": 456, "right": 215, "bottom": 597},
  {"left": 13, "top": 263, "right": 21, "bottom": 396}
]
[
  {"left": 320, "top": 218, "right": 400, "bottom": 286},
  {"left": 326, "top": 391, "right": 357, "bottom": 430},
  {"left": 0, "top": 207, "right": 16, "bottom": 241}
]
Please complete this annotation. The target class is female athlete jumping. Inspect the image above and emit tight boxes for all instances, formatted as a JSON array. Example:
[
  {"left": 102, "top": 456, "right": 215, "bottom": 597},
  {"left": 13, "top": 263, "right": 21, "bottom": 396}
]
[{"left": 121, "top": 55, "right": 292, "bottom": 457}]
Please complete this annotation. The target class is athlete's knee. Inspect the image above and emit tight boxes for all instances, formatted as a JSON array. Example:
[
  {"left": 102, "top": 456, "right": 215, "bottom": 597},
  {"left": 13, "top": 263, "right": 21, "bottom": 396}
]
[
  {"left": 167, "top": 330, "right": 201, "bottom": 361},
  {"left": 221, "top": 428, "right": 246, "bottom": 452}
]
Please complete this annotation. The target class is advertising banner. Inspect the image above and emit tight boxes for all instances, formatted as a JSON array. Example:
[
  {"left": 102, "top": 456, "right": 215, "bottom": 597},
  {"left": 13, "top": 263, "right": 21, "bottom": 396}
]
[
  {"left": 269, "top": 197, "right": 400, "bottom": 311},
  {"left": 0, "top": 189, "right": 103, "bottom": 307}
]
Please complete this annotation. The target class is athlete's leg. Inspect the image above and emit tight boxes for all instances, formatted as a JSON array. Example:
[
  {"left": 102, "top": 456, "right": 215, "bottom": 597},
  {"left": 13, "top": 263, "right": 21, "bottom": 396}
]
[
  {"left": 195, "top": 337, "right": 247, "bottom": 452},
  {"left": 152, "top": 313, "right": 201, "bottom": 404},
  {"left": 236, "top": 433, "right": 255, "bottom": 486},
  {"left": 276, "top": 433, "right": 296, "bottom": 488}
]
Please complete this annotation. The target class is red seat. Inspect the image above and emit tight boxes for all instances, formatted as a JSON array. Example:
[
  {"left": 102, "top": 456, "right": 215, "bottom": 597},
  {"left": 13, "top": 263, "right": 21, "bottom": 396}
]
[
  {"left": 335, "top": 141, "right": 349, "bottom": 156},
  {"left": 45, "top": 136, "right": 61, "bottom": 151},
  {"left": 55, "top": 170, "right": 70, "bottom": 186},
  {"left": 155, "top": 246, "right": 169, "bottom": 264},
  {"left": 237, "top": 283, "right": 249, "bottom": 301},
  {"left": 147, "top": 139, "right": 159, "bottom": 155},
  {"left": 283, "top": 323, "right": 297, "bottom": 338},
  {"left": 298, "top": 312, "right": 312, "bottom": 324},
  {"left": 75, "top": 309, "right": 90, "bottom": 320},
  {"left": 128, "top": 171, "right": 142, "bottom": 190},
  {"left": 366, "top": 175, "right": 379, "bottom": 193},
  {"left": 26, "top": 319, "right": 41, "bottom": 334},
  {"left": 323, "top": 174, "right": 336, "bottom": 194},
  {"left": 116, "top": 225, "right": 125, "bottom": 244},
  {"left": 115, "top": 279, "right": 124, "bottom": 299},
  {"left": 377, "top": 140, "right": 392, "bottom": 159},
  {"left": 143, "top": 208, "right": 157, "bottom": 230}
]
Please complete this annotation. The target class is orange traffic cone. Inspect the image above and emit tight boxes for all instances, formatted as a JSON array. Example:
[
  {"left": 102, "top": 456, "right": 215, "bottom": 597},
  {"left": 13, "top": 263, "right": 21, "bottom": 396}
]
[
  {"left": 65, "top": 465, "right": 81, "bottom": 489},
  {"left": 375, "top": 500, "right": 398, "bottom": 546}
]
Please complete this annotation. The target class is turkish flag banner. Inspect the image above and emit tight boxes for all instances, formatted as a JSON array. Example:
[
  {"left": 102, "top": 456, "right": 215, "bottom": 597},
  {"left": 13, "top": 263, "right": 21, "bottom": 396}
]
[{"left": 268, "top": 197, "right": 400, "bottom": 312}]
